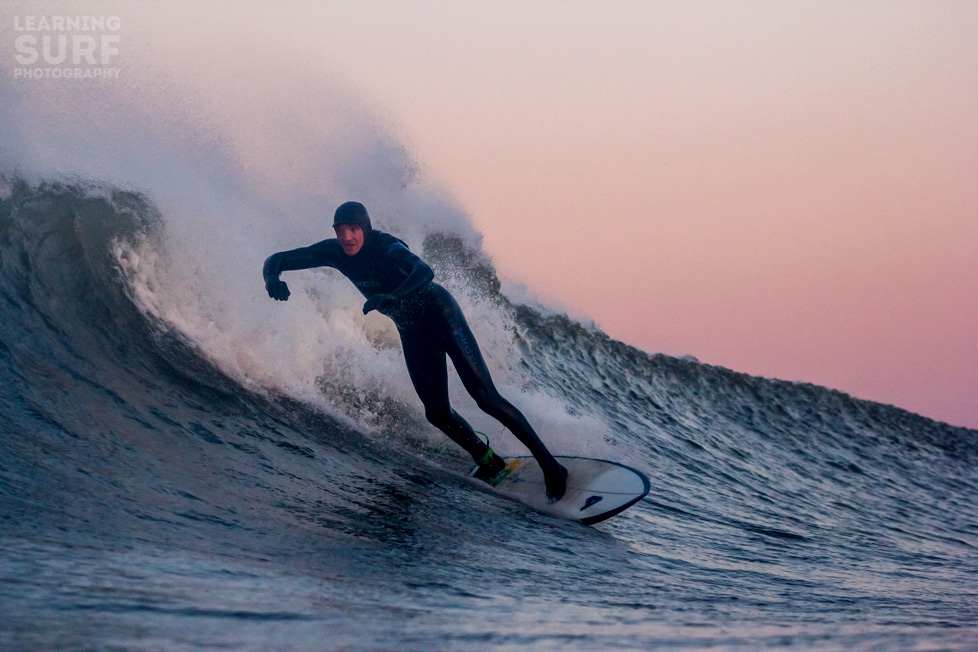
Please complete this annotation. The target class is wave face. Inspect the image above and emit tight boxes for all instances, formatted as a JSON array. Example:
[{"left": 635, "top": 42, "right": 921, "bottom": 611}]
[{"left": 1, "top": 178, "right": 976, "bottom": 651}]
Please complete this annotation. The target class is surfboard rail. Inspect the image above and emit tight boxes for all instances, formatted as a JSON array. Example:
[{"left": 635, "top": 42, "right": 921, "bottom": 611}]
[{"left": 472, "top": 455, "right": 650, "bottom": 525}]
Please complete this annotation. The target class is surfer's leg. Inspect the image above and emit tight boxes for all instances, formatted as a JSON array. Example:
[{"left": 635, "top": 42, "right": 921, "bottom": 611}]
[
  {"left": 400, "top": 331, "right": 489, "bottom": 462},
  {"left": 442, "top": 310, "right": 567, "bottom": 500}
]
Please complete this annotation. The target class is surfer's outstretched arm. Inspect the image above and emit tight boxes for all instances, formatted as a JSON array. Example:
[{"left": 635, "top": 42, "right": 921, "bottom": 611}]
[{"left": 262, "top": 242, "right": 332, "bottom": 301}]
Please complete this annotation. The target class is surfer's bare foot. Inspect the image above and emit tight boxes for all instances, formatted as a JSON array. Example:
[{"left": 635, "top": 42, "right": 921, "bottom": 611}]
[{"left": 545, "top": 462, "right": 568, "bottom": 503}]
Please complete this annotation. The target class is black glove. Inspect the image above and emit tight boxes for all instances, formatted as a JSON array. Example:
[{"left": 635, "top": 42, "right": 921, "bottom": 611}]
[
  {"left": 266, "top": 279, "right": 290, "bottom": 301},
  {"left": 362, "top": 294, "right": 394, "bottom": 315}
]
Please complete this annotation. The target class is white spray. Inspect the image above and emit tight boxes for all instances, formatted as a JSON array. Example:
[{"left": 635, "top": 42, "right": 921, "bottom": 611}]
[{"left": 0, "top": 6, "right": 611, "bottom": 459}]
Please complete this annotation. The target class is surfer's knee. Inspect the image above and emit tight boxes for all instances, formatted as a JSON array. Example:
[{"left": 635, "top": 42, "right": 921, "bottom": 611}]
[
  {"left": 424, "top": 406, "right": 453, "bottom": 429},
  {"left": 472, "top": 388, "right": 509, "bottom": 417}
]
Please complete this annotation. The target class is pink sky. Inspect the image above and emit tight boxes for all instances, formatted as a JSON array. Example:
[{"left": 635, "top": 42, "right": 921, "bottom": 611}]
[
  {"left": 17, "top": 1, "right": 977, "bottom": 428},
  {"left": 295, "top": 1, "right": 977, "bottom": 428}
]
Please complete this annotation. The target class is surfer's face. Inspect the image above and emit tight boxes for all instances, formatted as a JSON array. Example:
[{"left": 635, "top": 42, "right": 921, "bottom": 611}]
[{"left": 335, "top": 224, "right": 365, "bottom": 256}]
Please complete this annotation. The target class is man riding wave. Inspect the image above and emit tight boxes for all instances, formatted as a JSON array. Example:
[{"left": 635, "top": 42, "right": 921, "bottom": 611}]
[{"left": 263, "top": 202, "right": 567, "bottom": 501}]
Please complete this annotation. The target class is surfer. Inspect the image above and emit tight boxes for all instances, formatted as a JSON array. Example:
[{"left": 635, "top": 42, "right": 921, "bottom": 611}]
[{"left": 263, "top": 201, "right": 568, "bottom": 501}]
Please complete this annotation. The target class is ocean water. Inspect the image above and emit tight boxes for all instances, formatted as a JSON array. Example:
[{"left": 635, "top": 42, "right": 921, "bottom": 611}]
[{"left": 1, "top": 179, "right": 976, "bottom": 652}]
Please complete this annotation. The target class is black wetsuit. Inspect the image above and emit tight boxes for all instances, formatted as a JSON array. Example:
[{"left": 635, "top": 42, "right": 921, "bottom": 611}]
[{"left": 262, "top": 231, "right": 561, "bottom": 484}]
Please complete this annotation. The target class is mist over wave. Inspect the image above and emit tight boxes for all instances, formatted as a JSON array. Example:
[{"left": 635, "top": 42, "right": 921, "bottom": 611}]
[
  {"left": 2, "top": 36, "right": 977, "bottom": 652},
  {"left": 0, "top": 46, "right": 597, "bottom": 452}
]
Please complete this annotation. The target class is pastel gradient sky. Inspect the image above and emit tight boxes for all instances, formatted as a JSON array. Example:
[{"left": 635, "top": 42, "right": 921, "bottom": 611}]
[
  {"left": 299, "top": 0, "right": 978, "bottom": 429},
  {"left": 11, "top": 1, "right": 978, "bottom": 428},
  {"left": 294, "top": 0, "right": 978, "bottom": 427}
]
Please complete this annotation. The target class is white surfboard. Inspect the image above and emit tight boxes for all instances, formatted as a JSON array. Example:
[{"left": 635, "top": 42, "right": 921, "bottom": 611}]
[{"left": 473, "top": 456, "right": 650, "bottom": 525}]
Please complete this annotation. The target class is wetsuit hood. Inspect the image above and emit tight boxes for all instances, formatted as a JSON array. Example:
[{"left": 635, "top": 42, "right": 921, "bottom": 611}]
[{"left": 333, "top": 201, "right": 372, "bottom": 238}]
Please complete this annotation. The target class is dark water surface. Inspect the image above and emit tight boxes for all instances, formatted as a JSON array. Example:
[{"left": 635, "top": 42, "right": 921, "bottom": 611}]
[{"left": 2, "top": 182, "right": 976, "bottom": 651}]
